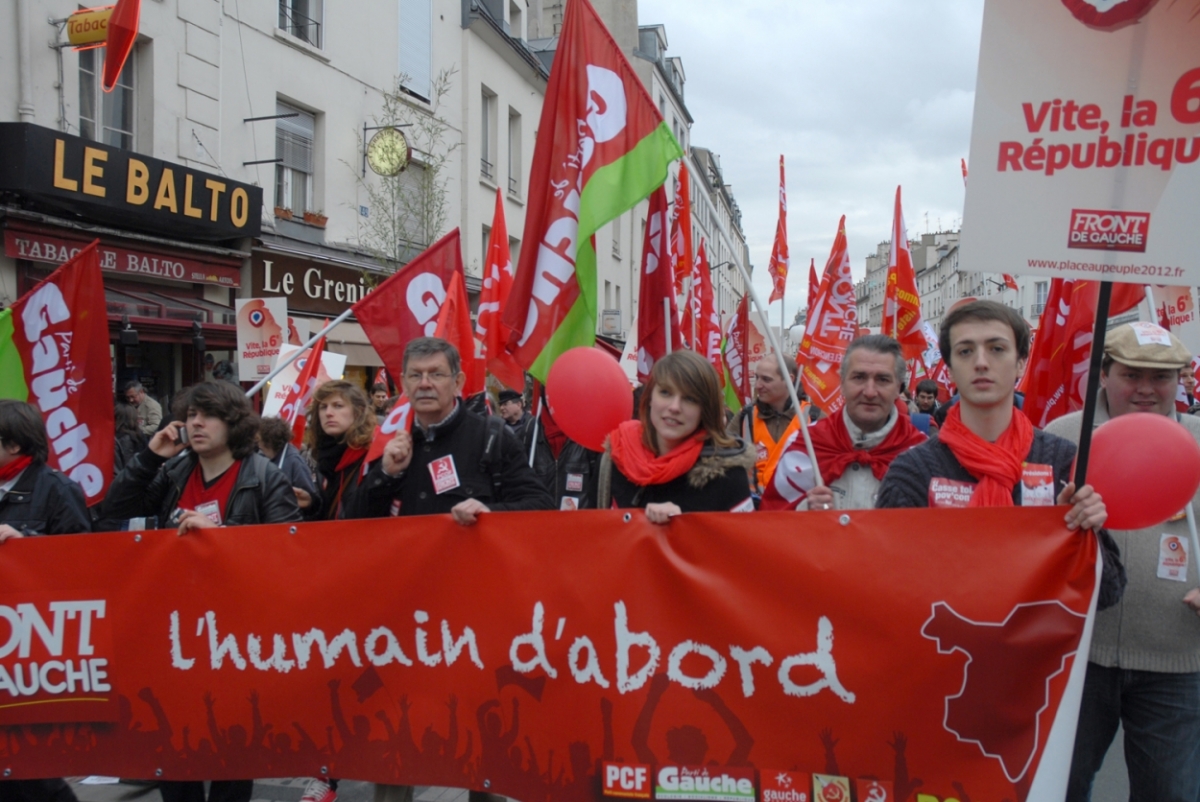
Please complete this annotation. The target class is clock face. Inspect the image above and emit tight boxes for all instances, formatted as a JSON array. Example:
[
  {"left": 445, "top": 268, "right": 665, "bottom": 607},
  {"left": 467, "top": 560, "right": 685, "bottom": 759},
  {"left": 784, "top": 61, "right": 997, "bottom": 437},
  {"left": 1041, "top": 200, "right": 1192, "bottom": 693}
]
[{"left": 367, "top": 127, "right": 409, "bottom": 177}]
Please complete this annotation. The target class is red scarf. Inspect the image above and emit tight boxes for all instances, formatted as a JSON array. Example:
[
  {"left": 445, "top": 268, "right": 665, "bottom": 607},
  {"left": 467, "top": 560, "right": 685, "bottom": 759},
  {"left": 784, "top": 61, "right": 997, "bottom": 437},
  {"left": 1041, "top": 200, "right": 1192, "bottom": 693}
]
[
  {"left": 0, "top": 455, "right": 33, "bottom": 484},
  {"left": 808, "top": 412, "right": 926, "bottom": 484},
  {"left": 609, "top": 421, "right": 705, "bottom": 487},
  {"left": 937, "top": 404, "right": 1034, "bottom": 507}
]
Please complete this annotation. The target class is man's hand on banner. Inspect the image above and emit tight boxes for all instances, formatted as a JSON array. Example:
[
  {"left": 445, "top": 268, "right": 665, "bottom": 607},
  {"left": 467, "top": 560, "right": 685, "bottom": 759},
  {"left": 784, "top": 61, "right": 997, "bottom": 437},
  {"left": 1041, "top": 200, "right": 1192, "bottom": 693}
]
[
  {"left": 150, "top": 422, "right": 190, "bottom": 459},
  {"left": 177, "top": 509, "right": 218, "bottom": 536},
  {"left": 294, "top": 487, "right": 313, "bottom": 509},
  {"left": 645, "top": 502, "right": 682, "bottom": 524},
  {"left": 807, "top": 485, "right": 835, "bottom": 511},
  {"left": 1058, "top": 482, "right": 1107, "bottom": 531},
  {"left": 382, "top": 430, "right": 413, "bottom": 477},
  {"left": 0, "top": 524, "right": 24, "bottom": 544},
  {"left": 451, "top": 499, "right": 490, "bottom": 526}
]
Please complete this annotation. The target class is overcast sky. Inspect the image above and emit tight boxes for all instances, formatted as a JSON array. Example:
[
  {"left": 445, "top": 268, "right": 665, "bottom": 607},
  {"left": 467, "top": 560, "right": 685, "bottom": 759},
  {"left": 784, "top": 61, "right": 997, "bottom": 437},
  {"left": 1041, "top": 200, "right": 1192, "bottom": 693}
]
[{"left": 638, "top": 0, "right": 986, "bottom": 319}]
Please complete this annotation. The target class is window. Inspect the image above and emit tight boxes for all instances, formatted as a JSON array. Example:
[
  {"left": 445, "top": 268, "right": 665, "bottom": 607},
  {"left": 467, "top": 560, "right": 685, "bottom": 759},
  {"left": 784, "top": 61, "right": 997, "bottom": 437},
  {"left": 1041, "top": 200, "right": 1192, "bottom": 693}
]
[
  {"left": 604, "top": 280, "right": 612, "bottom": 309},
  {"left": 399, "top": 0, "right": 432, "bottom": 100},
  {"left": 275, "top": 102, "right": 315, "bottom": 214},
  {"left": 482, "top": 225, "right": 491, "bottom": 274},
  {"left": 507, "top": 109, "right": 522, "bottom": 196},
  {"left": 508, "top": 0, "right": 524, "bottom": 39},
  {"left": 612, "top": 215, "right": 621, "bottom": 258},
  {"left": 481, "top": 88, "right": 497, "bottom": 181},
  {"left": 1032, "top": 281, "right": 1049, "bottom": 318},
  {"left": 279, "top": 0, "right": 323, "bottom": 48},
  {"left": 80, "top": 47, "right": 135, "bottom": 150}
]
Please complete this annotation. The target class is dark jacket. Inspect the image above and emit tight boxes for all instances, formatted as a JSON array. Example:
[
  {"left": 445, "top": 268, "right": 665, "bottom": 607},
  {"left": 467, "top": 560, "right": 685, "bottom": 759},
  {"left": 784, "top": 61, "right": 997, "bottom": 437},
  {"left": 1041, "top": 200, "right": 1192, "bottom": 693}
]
[
  {"left": 555, "top": 439, "right": 602, "bottom": 510},
  {"left": 507, "top": 411, "right": 556, "bottom": 492},
  {"left": 599, "top": 440, "right": 756, "bottom": 512},
  {"left": 104, "top": 449, "right": 302, "bottom": 526},
  {"left": 274, "top": 443, "right": 319, "bottom": 501},
  {"left": 360, "top": 402, "right": 555, "bottom": 516},
  {"left": 875, "top": 428, "right": 1126, "bottom": 610},
  {"left": 0, "top": 461, "right": 90, "bottom": 535},
  {"left": 113, "top": 431, "right": 148, "bottom": 474}
]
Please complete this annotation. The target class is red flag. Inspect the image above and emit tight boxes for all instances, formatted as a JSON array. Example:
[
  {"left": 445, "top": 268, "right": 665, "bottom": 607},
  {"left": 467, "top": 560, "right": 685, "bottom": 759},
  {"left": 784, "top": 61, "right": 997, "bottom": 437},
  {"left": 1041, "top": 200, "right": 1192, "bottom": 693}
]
[
  {"left": 961, "top": 157, "right": 969, "bottom": 185},
  {"left": 374, "top": 366, "right": 391, "bottom": 390},
  {"left": 0, "top": 241, "right": 114, "bottom": 505},
  {"left": 671, "top": 164, "right": 695, "bottom": 297},
  {"left": 365, "top": 393, "right": 413, "bottom": 472},
  {"left": 883, "top": 186, "right": 926, "bottom": 359},
  {"left": 1020, "top": 280, "right": 1146, "bottom": 427},
  {"left": 499, "top": 0, "right": 681, "bottom": 379},
  {"left": 435, "top": 268, "right": 484, "bottom": 396},
  {"left": 806, "top": 259, "right": 819, "bottom": 317},
  {"left": 681, "top": 241, "right": 723, "bottom": 382},
  {"left": 723, "top": 295, "right": 752, "bottom": 405},
  {"left": 102, "top": 0, "right": 141, "bottom": 92},
  {"left": 1003, "top": 274, "right": 1020, "bottom": 291},
  {"left": 636, "top": 186, "right": 681, "bottom": 384},
  {"left": 477, "top": 190, "right": 525, "bottom": 391},
  {"left": 767, "top": 155, "right": 789, "bottom": 304},
  {"left": 797, "top": 217, "right": 858, "bottom": 416},
  {"left": 278, "top": 327, "right": 327, "bottom": 448},
  {"left": 353, "top": 229, "right": 462, "bottom": 376}
]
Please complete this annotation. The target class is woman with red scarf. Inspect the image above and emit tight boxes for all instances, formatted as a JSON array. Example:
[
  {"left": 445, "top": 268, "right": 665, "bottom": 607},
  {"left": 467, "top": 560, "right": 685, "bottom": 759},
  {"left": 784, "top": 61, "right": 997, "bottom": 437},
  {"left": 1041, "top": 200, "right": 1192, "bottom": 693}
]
[
  {"left": 303, "top": 380, "right": 384, "bottom": 520},
  {"left": 598, "top": 350, "right": 755, "bottom": 521}
]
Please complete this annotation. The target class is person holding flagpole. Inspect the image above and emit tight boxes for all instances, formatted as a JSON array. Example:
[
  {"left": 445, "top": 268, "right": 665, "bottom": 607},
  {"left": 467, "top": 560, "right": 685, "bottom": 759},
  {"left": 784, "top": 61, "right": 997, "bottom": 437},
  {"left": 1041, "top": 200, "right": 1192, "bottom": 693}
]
[
  {"left": 726, "top": 356, "right": 800, "bottom": 495},
  {"left": 875, "top": 301, "right": 1124, "bottom": 607}
]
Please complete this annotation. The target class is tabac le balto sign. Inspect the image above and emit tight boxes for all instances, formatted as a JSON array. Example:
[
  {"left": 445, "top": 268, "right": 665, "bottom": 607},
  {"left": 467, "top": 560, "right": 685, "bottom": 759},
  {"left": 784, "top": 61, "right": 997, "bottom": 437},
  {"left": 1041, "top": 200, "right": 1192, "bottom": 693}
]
[{"left": 0, "top": 123, "right": 262, "bottom": 242}]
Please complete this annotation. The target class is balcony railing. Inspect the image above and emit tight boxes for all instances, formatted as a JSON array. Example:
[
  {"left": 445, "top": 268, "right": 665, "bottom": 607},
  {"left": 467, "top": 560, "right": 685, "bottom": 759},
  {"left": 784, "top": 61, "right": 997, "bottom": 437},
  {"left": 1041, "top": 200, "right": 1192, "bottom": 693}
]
[
  {"left": 278, "top": 2, "right": 322, "bottom": 48},
  {"left": 1031, "top": 302, "right": 1046, "bottom": 319},
  {"left": 480, "top": 158, "right": 494, "bottom": 181},
  {"left": 508, "top": 175, "right": 520, "bottom": 196}
]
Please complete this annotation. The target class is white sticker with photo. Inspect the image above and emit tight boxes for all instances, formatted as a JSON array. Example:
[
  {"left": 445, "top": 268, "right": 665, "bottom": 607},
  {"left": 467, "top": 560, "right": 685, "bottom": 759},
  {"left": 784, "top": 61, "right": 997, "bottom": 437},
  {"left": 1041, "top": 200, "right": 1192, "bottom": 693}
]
[{"left": 1158, "top": 533, "right": 1189, "bottom": 582}]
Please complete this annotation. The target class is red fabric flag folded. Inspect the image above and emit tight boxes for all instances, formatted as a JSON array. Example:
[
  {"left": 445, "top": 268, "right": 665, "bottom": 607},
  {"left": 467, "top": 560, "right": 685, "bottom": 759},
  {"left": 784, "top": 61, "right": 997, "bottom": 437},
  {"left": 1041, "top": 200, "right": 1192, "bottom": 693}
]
[
  {"left": 767, "top": 155, "right": 789, "bottom": 304},
  {"left": 636, "top": 186, "right": 681, "bottom": 384},
  {"left": 797, "top": 217, "right": 858, "bottom": 416},
  {"left": 671, "top": 164, "right": 695, "bottom": 297},
  {"left": 723, "top": 295, "right": 752, "bottom": 405},
  {"left": 1003, "top": 274, "right": 1020, "bottom": 291},
  {"left": 806, "top": 258, "right": 819, "bottom": 318},
  {"left": 435, "top": 268, "right": 484, "bottom": 396},
  {"left": 883, "top": 186, "right": 926, "bottom": 359},
  {"left": 278, "top": 326, "right": 327, "bottom": 448},
  {"left": 681, "top": 241, "right": 723, "bottom": 384},
  {"left": 477, "top": 190, "right": 525, "bottom": 391},
  {"left": 353, "top": 229, "right": 463, "bottom": 377}
]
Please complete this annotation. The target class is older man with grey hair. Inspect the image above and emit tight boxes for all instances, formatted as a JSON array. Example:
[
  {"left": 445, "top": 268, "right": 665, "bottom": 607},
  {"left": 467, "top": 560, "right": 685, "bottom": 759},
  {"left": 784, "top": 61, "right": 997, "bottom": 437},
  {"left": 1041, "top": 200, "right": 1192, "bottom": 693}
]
[
  {"left": 761, "top": 334, "right": 926, "bottom": 511},
  {"left": 124, "top": 380, "right": 162, "bottom": 436},
  {"left": 1048, "top": 322, "right": 1200, "bottom": 802}
]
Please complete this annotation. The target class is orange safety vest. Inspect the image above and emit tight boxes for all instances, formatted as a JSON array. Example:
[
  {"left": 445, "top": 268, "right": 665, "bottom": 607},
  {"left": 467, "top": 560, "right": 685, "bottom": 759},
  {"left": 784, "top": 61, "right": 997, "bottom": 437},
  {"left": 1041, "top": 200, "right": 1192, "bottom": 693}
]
[{"left": 751, "top": 407, "right": 801, "bottom": 492}]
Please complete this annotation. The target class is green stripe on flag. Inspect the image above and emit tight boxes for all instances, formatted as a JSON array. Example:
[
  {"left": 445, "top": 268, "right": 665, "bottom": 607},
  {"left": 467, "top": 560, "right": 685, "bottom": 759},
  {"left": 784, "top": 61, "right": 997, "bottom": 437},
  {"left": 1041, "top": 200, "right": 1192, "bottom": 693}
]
[
  {"left": 0, "top": 308, "right": 29, "bottom": 401},
  {"left": 529, "top": 122, "right": 682, "bottom": 380},
  {"left": 721, "top": 337, "right": 742, "bottom": 413}
]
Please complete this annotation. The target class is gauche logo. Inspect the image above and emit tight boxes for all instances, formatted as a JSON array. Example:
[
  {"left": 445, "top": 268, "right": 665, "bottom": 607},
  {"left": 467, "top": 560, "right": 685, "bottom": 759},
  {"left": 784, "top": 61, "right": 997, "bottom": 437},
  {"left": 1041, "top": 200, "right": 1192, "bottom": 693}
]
[{"left": 1067, "top": 209, "right": 1150, "bottom": 253}]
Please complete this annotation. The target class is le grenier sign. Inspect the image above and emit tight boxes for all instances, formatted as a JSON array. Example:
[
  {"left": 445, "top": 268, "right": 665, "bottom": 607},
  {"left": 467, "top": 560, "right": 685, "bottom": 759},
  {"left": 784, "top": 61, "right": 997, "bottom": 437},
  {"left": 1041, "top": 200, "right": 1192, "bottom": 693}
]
[{"left": 0, "top": 123, "right": 262, "bottom": 242}]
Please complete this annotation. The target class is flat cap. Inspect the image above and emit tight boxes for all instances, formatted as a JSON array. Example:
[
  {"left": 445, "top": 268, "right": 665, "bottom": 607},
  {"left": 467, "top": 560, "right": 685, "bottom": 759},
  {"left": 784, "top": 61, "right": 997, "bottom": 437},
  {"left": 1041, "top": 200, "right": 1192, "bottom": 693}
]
[
  {"left": 497, "top": 389, "right": 523, "bottom": 404},
  {"left": 1104, "top": 322, "right": 1191, "bottom": 369}
]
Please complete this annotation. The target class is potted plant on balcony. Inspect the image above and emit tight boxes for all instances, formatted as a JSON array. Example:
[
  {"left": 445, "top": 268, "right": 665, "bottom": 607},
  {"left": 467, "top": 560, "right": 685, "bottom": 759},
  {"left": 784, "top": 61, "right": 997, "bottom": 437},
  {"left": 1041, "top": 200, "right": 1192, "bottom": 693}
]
[
  {"left": 274, "top": 206, "right": 293, "bottom": 221},
  {"left": 303, "top": 210, "right": 328, "bottom": 228}
]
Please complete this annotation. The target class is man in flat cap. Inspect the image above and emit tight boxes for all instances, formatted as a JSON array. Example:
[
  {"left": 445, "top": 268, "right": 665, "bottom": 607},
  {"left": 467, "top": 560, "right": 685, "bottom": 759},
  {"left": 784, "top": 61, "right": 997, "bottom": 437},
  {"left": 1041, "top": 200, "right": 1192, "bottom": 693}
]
[
  {"left": 1047, "top": 321, "right": 1200, "bottom": 801},
  {"left": 497, "top": 389, "right": 554, "bottom": 491}
]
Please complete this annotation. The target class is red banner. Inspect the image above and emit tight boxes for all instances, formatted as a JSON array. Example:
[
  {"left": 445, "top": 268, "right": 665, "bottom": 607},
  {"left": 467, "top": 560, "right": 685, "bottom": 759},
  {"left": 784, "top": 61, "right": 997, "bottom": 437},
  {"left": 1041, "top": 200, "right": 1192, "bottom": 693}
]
[
  {"left": 0, "top": 242, "right": 114, "bottom": 504},
  {"left": 1, "top": 509, "right": 1097, "bottom": 801}
]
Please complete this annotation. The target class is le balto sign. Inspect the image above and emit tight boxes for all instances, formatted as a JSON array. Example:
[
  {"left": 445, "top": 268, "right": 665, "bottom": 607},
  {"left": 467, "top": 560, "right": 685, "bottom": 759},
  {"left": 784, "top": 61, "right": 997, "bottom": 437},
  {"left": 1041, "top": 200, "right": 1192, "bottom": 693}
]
[{"left": 0, "top": 123, "right": 262, "bottom": 242}]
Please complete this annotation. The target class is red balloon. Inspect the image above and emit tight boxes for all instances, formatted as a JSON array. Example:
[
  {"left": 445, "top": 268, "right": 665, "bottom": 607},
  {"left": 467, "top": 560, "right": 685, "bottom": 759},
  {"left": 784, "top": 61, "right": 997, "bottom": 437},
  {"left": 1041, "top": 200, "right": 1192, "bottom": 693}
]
[
  {"left": 1087, "top": 412, "right": 1200, "bottom": 530},
  {"left": 546, "top": 347, "right": 632, "bottom": 452}
]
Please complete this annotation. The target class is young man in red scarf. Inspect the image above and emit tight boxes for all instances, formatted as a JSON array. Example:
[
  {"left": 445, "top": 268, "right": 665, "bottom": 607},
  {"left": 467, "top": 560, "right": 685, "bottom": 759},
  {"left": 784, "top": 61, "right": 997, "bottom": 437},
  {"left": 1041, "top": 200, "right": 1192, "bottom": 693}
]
[
  {"left": 761, "top": 335, "right": 926, "bottom": 511},
  {"left": 875, "top": 300, "right": 1125, "bottom": 608}
]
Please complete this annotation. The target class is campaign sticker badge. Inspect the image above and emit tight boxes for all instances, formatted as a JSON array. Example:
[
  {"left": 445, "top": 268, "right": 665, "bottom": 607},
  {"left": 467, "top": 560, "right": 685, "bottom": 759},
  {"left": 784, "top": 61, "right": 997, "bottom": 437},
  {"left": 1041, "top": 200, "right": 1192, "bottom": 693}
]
[
  {"left": 560, "top": 496, "right": 580, "bottom": 511},
  {"left": 655, "top": 766, "right": 756, "bottom": 802},
  {"left": 761, "top": 770, "right": 810, "bottom": 802},
  {"left": 602, "top": 761, "right": 652, "bottom": 799},
  {"left": 428, "top": 455, "right": 460, "bottom": 494},
  {"left": 854, "top": 779, "right": 893, "bottom": 802},
  {"left": 730, "top": 497, "right": 755, "bottom": 513},
  {"left": 928, "top": 477, "right": 975, "bottom": 508},
  {"left": 811, "top": 775, "right": 850, "bottom": 802},
  {"left": 566, "top": 473, "right": 585, "bottom": 493},
  {"left": 1020, "top": 462, "right": 1055, "bottom": 507},
  {"left": 1158, "top": 533, "right": 1189, "bottom": 582},
  {"left": 194, "top": 499, "right": 223, "bottom": 526}
]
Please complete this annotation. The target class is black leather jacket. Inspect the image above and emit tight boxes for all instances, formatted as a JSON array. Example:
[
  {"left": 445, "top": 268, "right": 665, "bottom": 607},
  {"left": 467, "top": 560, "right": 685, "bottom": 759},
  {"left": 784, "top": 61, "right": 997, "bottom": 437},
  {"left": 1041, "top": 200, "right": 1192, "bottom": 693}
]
[
  {"left": 103, "top": 449, "right": 301, "bottom": 527},
  {"left": 0, "top": 460, "right": 91, "bottom": 535}
]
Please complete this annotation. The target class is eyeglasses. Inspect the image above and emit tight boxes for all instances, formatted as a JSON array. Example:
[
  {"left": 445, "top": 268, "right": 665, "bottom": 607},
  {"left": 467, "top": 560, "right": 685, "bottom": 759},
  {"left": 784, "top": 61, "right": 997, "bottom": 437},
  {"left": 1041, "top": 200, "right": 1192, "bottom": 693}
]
[{"left": 404, "top": 371, "right": 455, "bottom": 384}]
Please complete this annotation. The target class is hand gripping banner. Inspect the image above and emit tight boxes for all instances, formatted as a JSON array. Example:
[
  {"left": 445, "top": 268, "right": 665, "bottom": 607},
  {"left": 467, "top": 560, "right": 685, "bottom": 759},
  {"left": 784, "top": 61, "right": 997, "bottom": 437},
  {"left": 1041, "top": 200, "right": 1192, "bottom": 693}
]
[{"left": 0, "top": 508, "right": 1098, "bottom": 802}]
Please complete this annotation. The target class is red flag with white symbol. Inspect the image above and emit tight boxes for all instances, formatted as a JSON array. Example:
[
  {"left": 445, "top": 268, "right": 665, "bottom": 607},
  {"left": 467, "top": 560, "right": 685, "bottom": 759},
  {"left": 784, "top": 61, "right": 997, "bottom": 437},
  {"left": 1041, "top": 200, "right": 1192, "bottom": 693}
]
[
  {"left": 767, "top": 155, "right": 789, "bottom": 304},
  {"left": 636, "top": 186, "right": 681, "bottom": 384},
  {"left": 477, "top": 189, "right": 525, "bottom": 391}
]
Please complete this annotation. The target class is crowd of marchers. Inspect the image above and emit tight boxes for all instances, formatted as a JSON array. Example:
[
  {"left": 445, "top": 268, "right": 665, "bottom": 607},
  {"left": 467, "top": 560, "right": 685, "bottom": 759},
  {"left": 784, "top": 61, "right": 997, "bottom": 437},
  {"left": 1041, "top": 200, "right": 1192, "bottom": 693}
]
[{"left": 2, "top": 299, "right": 1199, "bottom": 802}]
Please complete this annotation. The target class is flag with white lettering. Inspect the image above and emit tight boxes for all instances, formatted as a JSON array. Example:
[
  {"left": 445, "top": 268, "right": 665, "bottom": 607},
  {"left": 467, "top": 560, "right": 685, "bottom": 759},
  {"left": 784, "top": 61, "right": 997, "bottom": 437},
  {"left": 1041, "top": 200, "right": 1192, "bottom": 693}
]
[
  {"left": 500, "top": 0, "right": 682, "bottom": 380},
  {"left": 797, "top": 217, "right": 858, "bottom": 416},
  {"left": 883, "top": 186, "right": 926, "bottom": 359},
  {"left": 722, "top": 295, "right": 751, "bottom": 411},
  {"left": 767, "top": 155, "right": 789, "bottom": 304},
  {"left": 353, "top": 229, "right": 463, "bottom": 377},
  {"left": 671, "top": 163, "right": 694, "bottom": 297},
  {"left": 277, "top": 326, "right": 326, "bottom": 448},
  {"left": 636, "top": 186, "right": 680, "bottom": 384},
  {"left": 0, "top": 241, "right": 113, "bottom": 506},
  {"left": 477, "top": 190, "right": 525, "bottom": 391}
]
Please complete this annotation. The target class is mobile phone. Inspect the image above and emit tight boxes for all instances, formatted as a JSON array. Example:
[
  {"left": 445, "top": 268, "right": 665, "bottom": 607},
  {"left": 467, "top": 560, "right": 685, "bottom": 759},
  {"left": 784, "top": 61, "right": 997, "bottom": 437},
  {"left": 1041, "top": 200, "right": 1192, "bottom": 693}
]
[{"left": 177, "top": 424, "right": 189, "bottom": 445}]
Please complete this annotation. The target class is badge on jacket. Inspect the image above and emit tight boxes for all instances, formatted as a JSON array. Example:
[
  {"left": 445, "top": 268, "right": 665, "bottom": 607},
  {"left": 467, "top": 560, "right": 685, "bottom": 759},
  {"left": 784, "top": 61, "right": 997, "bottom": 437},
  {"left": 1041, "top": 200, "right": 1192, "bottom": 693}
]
[{"left": 429, "top": 455, "right": 461, "bottom": 494}]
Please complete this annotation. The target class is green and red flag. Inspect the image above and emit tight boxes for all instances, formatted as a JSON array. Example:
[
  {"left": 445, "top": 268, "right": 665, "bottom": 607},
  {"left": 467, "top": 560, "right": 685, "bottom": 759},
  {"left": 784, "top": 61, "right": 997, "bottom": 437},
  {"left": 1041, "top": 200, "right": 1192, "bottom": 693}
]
[
  {"left": 0, "top": 241, "right": 113, "bottom": 505},
  {"left": 501, "top": 0, "right": 683, "bottom": 380}
]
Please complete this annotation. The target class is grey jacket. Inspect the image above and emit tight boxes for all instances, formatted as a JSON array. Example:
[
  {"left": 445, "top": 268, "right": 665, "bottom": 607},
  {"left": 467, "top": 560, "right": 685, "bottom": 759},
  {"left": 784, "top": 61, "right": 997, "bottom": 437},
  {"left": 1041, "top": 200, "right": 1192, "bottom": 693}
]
[{"left": 1046, "top": 394, "right": 1200, "bottom": 673}]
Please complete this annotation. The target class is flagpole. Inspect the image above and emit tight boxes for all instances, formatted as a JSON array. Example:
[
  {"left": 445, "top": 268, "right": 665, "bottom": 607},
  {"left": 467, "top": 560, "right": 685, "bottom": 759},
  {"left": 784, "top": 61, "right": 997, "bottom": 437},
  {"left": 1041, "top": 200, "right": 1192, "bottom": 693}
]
[
  {"left": 663, "top": 297, "right": 672, "bottom": 355},
  {"left": 528, "top": 393, "right": 543, "bottom": 468},
  {"left": 730, "top": 260, "right": 824, "bottom": 488},
  {"left": 244, "top": 308, "right": 354, "bottom": 397},
  {"left": 1072, "top": 281, "right": 1113, "bottom": 488}
]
